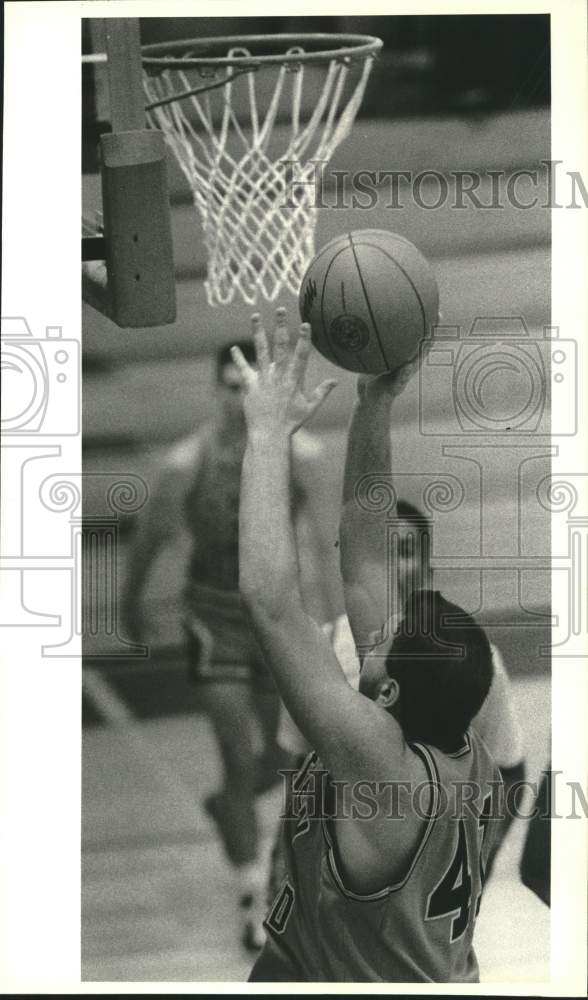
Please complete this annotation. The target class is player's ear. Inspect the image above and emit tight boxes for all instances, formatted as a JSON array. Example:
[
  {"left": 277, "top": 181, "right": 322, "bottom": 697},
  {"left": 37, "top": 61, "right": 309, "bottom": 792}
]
[{"left": 376, "top": 676, "right": 400, "bottom": 710}]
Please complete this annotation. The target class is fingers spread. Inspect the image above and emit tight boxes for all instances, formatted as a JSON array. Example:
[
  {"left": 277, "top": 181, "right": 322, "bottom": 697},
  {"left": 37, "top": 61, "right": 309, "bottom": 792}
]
[
  {"left": 273, "top": 306, "right": 290, "bottom": 370},
  {"left": 230, "top": 345, "right": 255, "bottom": 386},
  {"left": 251, "top": 313, "right": 270, "bottom": 372},
  {"left": 289, "top": 323, "right": 312, "bottom": 387}
]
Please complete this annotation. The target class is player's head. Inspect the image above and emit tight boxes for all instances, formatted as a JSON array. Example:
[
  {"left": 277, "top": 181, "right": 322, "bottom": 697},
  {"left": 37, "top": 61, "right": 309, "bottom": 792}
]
[
  {"left": 359, "top": 589, "right": 493, "bottom": 751},
  {"left": 215, "top": 339, "right": 256, "bottom": 420},
  {"left": 394, "top": 500, "right": 432, "bottom": 601}
]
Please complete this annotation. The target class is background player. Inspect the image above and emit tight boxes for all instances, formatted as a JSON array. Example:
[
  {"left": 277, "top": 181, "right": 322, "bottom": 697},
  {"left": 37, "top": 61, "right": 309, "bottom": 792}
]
[
  {"left": 122, "top": 337, "right": 340, "bottom": 949},
  {"left": 233, "top": 312, "right": 502, "bottom": 982}
]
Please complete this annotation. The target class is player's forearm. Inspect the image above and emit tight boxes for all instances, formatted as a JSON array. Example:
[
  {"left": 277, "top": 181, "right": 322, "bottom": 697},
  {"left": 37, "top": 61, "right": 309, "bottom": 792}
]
[
  {"left": 340, "top": 389, "right": 395, "bottom": 581},
  {"left": 239, "top": 433, "right": 353, "bottom": 741},
  {"left": 342, "top": 392, "right": 394, "bottom": 504},
  {"left": 339, "top": 388, "right": 399, "bottom": 644},
  {"left": 239, "top": 430, "right": 301, "bottom": 618}
]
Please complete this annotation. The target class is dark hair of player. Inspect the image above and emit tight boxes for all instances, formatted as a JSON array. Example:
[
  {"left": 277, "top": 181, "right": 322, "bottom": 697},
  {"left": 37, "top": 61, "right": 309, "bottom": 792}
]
[
  {"left": 385, "top": 589, "right": 493, "bottom": 751},
  {"left": 216, "top": 339, "right": 256, "bottom": 383}
]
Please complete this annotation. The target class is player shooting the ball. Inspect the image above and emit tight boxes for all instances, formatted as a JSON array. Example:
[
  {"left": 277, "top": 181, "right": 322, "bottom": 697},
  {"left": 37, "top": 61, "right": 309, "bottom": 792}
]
[{"left": 232, "top": 310, "right": 502, "bottom": 983}]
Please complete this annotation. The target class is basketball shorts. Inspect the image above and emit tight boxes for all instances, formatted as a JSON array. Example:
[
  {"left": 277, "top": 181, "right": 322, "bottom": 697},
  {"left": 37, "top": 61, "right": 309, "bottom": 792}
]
[{"left": 183, "top": 580, "right": 275, "bottom": 692}]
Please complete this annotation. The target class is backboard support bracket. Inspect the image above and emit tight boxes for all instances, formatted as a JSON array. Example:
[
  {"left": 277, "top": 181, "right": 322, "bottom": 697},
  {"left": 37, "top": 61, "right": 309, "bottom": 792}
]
[{"left": 82, "top": 17, "right": 176, "bottom": 329}]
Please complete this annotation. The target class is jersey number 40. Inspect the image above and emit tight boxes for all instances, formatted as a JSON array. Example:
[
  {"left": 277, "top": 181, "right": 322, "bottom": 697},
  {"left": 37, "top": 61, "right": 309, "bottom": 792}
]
[{"left": 425, "top": 795, "right": 492, "bottom": 943}]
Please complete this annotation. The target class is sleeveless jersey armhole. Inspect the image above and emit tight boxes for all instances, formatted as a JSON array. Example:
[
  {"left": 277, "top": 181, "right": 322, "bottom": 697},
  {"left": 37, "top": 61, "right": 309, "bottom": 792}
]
[{"left": 321, "top": 743, "right": 442, "bottom": 902}]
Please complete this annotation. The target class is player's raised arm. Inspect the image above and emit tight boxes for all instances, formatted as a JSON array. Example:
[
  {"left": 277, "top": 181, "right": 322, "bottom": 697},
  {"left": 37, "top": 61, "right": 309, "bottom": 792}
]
[
  {"left": 339, "top": 363, "right": 420, "bottom": 653},
  {"left": 233, "top": 309, "right": 336, "bottom": 617},
  {"left": 233, "top": 312, "right": 406, "bottom": 776}
]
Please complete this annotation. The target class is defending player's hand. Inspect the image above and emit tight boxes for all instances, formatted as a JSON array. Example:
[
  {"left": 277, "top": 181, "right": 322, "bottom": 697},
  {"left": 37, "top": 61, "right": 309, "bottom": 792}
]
[{"left": 231, "top": 308, "right": 337, "bottom": 436}]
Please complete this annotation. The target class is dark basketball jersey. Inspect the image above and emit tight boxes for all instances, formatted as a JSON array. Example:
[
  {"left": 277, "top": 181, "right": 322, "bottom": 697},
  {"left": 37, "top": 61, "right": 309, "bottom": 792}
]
[{"left": 264, "top": 730, "right": 501, "bottom": 982}]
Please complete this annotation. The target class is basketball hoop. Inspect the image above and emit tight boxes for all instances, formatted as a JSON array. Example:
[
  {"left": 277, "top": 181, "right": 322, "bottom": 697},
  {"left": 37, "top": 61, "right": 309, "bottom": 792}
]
[{"left": 142, "top": 34, "right": 382, "bottom": 306}]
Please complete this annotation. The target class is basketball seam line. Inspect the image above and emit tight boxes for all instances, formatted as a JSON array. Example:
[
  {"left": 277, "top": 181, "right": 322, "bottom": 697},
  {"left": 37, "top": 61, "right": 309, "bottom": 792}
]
[
  {"left": 358, "top": 240, "right": 429, "bottom": 345},
  {"left": 348, "top": 233, "right": 388, "bottom": 369},
  {"left": 320, "top": 245, "right": 368, "bottom": 373}
]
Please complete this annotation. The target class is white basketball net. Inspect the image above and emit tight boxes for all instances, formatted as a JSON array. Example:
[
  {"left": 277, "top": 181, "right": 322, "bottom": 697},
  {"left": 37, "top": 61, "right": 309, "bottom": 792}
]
[{"left": 143, "top": 50, "right": 376, "bottom": 306}]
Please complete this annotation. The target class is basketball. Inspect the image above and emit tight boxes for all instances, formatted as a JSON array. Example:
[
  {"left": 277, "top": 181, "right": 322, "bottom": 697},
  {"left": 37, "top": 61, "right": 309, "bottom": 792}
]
[{"left": 298, "top": 229, "right": 439, "bottom": 374}]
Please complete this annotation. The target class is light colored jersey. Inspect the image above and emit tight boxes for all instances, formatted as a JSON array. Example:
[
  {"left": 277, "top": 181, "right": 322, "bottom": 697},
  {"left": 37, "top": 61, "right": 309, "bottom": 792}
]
[
  {"left": 266, "top": 730, "right": 501, "bottom": 982},
  {"left": 278, "top": 614, "right": 524, "bottom": 769}
]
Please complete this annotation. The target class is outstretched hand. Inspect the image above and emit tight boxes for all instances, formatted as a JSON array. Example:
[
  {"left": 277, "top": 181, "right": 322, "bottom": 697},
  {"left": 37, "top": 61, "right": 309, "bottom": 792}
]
[{"left": 231, "top": 308, "right": 337, "bottom": 436}]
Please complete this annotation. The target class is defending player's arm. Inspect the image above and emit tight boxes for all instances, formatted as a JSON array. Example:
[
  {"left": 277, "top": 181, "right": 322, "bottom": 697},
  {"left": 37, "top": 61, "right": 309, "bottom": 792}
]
[
  {"left": 233, "top": 313, "right": 410, "bottom": 782},
  {"left": 339, "top": 367, "right": 418, "bottom": 652}
]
